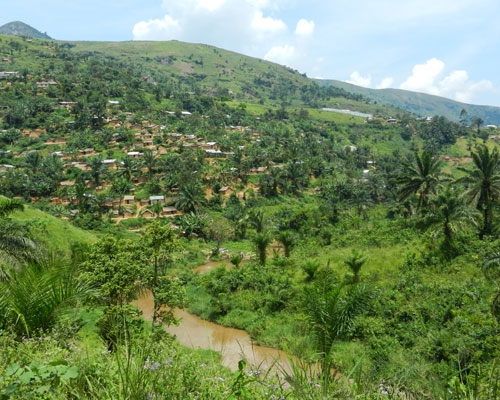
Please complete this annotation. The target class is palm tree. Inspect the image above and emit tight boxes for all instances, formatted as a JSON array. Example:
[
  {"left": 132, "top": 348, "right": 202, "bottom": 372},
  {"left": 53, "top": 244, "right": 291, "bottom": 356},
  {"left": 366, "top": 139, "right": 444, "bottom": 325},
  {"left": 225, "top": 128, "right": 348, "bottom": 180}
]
[
  {"left": 344, "top": 250, "right": 366, "bottom": 283},
  {"left": 457, "top": 146, "right": 500, "bottom": 239},
  {"left": 0, "top": 198, "right": 38, "bottom": 265},
  {"left": 0, "top": 255, "right": 94, "bottom": 337},
  {"left": 175, "top": 183, "right": 206, "bottom": 213},
  {"left": 119, "top": 156, "right": 139, "bottom": 180},
  {"left": 483, "top": 251, "right": 500, "bottom": 322},
  {"left": 302, "top": 267, "right": 372, "bottom": 389},
  {"left": 419, "top": 187, "right": 478, "bottom": 255},
  {"left": 249, "top": 210, "right": 265, "bottom": 233},
  {"left": 230, "top": 253, "right": 243, "bottom": 268},
  {"left": 470, "top": 116, "right": 484, "bottom": 134},
  {"left": 277, "top": 230, "right": 296, "bottom": 258},
  {"left": 142, "top": 149, "right": 156, "bottom": 182},
  {"left": 0, "top": 197, "right": 24, "bottom": 217},
  {"left": 252, "top": 231, "right": 271, "bottom": 265},
  {"left": 73, "top": 182, "right": 88, "bottom": 213},
  {"left": 87, "top": 155, "right": 105, "bottom": 186},
  {"left": 397, "top": 151, "right": 442, "bottom": 211},
  {"left": 152, "top": 201, "right": 163, "bottom": 219},
  {"left": 92, "top": 192, "right": 109, "bottom": 217}
]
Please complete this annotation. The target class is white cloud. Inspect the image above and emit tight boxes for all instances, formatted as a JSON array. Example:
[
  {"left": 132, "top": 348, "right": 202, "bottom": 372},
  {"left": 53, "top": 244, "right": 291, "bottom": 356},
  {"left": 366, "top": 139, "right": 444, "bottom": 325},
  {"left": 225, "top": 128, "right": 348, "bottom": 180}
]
[
  {"left": 377, "top": 77, "right": 394, "bottom": 89},
  {"left": 132, "top": 15, "right": 181, "bottom": 40},
  {"left": 400, "top": 58, "right": 494, "bottom": 103},
  {"left": 133, "top": 0, "right": 288, "bottom": 43},
  {"left": 251, "top": 11, "right": 286, "bottom": 33},
  {"left": 295, "top": 19, "right": 315, "bottom": 36},
  {"left": 400, "top": 58, "right": 445, "bottom": 94},
  {"left": 347, "top": 71, "right": 372, "bottom": 87},
  {"left": 264, "top": 45, "right": 296, "bottom": 66},
  {"left": 195, "top": 0, "right": 226, "bottom": 11}
]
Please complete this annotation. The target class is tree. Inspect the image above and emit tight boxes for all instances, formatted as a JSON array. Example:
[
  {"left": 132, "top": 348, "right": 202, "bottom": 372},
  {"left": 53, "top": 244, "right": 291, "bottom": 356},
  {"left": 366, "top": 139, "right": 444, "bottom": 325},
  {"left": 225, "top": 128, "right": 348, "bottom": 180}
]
[
  {"left": 87, "top": 155, "right": 105, "bottom": 187},
  {"left": 204, "top": 216, "right": 234, "bottom": 255},
  {"left": 459, "top": 108, "right": 468, "bottom": 126},
  {"left": 112, "top": 177, "right": 132, "bottom": 214},
  {"left": 0, "top": 198, "right": 38, "bottom": 264},
  {"left": 249, "top": 210, "right": 265, "bottom": 233},
  {"left": 80, "top": 237, "right": 149, "bottom": 350},
  {"left": 457, "top": 145, "right": 500, "bottom": 239},
  {"left": 397, "top": 151, "right": 442, "bottom": 211},
  {"left": 144, "top": 222, "right": 184, "bottom": 333},
  {"left": 419, "top": 186, "right": 478, "bottom": 256},
  {"left": 344, "top": 250, "right": 366, "bottom": 283},
  {"left": 470, "top": 116, "right": 484, "bottom": 134},
  {"left": 230, "top": 253, "right": 243, "bottom": 268},
  {"left": 252, "top": 231, "right": 271, "bottom": 265},
  {"left": 277, "top": 230, "right": 296, "bottom": 258},
  {"left": 483, "top": 251, "right": 500, "bottom": 323},
  {"left": 142, "top": 149, "right": 156, "bottom": 182},
  {"left": 175, "top": 183, "right": 206, "bottom": 213},
  {"left": 0, "top": 256, "right": 94, "bottom": 337},
  {"left": 302, "top": 267, "right": 372, "bottom": 390}
]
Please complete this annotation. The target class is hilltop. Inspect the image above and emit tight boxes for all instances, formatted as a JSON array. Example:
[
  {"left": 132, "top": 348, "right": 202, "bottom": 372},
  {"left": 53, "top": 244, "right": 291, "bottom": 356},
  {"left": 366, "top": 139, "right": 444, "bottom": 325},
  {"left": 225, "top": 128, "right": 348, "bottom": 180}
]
[
  {"left": 0, "top": 21, "right": 52, "bottom": 40},
  {"left": 315, "top": 78, "right": 500, "bottom": 125}
]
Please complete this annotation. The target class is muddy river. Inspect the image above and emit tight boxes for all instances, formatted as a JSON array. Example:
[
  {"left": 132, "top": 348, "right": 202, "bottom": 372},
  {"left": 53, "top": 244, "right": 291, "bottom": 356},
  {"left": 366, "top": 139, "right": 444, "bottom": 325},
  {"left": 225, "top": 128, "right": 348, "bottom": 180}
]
[{"left": 134, "top": 291, "right": 292, "bottom": 373}]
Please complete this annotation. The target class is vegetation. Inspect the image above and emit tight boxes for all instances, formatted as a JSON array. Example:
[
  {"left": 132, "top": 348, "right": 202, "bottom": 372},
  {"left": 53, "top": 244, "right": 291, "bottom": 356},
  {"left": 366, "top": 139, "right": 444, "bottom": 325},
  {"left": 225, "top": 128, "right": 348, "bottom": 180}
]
[{"left": 0, "top": 33, "right": 500, "bottom": 399}]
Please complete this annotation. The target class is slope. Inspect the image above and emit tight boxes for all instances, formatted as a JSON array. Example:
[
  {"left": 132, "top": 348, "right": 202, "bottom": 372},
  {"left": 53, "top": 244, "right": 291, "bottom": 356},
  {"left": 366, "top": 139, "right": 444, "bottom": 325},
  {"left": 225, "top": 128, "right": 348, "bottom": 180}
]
[
  {"left": 0, "top": 21, "right": 52, "bottom": 40},
  {"left": 315, "top": 78, "right": 500, "bottom": 125},
  {"left": 11, "top": 205, "right": 96, "bottom": 255}
]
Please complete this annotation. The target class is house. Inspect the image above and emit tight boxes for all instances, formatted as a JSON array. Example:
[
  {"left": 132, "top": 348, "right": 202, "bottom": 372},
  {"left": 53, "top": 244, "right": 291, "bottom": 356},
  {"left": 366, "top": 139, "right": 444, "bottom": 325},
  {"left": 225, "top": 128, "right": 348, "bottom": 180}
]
[
  {"left": 58, "top": 101, "right": 76, "bottom": 109},
  {"left": 124, "top": 195, "right": 135, "bottom": 205},
  {"left": 149, "top": 195, "right": 165, "bottom": 204},
  {"left": 127, "top": 151, "right": 142, "bottom": 157},
  {"left": 141, "top": 209, "right": 155, "bottom": 218},
  {"left": 123, "top": 209, "right": 135, "bottom": 218},
  {"left": 60, "top": 181, "right": 75, "bottom": 187},
  {"left": 36, "top": 81, "right": 57, "bottom": 88},
  {"left": 486, "top": 125, "right": 498, "bottom": 129},
  {"left": 386, "top": 118, "right": 397, "bottom": 123},
  {"left": 79, "top": 148, "right": 94, "bottom": 156},
  {"left": 181, "top": 111, "right": 192, "bottom": 116},
  {"left": 162, "top": 206, "right": 179, "bottom": 217},
  {"left": 108, "top": 100, "right": 120, "bottom": 105},
  {"left": 140, "top": 198, "right": 150, "bottom": 206},
  {"left": 69, "top": 209, "right": 79, "bottom": 217},
  {"left": 219, "top": 186, "right": 230, "bottom": 195},
  {"left": 0, "top": 164, "right": 15, "bottom": 173},
  {"left": 0, "top": 71, "right": 18, "bottom": 78},
  {"left": 200, "top": 141, "right": 217, "bottom": 149},
  {"left": 102, "top": 159, "right": 116, "bottom": 168}
]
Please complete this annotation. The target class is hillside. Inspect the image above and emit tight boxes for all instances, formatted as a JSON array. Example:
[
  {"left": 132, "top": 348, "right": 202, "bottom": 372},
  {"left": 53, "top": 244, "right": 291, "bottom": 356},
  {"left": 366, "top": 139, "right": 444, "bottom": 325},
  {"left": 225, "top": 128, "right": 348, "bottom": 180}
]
[
  {"left": 0, "top": 21, "right": 52, "bottom": 40},
  {"left": 315, "top": 78, "right": 500, "bottom": 125},
  {"left": 1, "top": 31, "right": 500, "bottom": 399}
]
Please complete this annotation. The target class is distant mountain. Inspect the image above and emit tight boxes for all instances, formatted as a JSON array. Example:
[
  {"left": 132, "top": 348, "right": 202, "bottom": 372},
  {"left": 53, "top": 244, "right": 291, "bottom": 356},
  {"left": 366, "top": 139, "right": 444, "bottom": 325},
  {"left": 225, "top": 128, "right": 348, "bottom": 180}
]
[
  {"left": 315, "top": 79, "right": 500, "bottom": 125},
  {"left": 0, "top": 21, "right": 52, "bottom": 40}
]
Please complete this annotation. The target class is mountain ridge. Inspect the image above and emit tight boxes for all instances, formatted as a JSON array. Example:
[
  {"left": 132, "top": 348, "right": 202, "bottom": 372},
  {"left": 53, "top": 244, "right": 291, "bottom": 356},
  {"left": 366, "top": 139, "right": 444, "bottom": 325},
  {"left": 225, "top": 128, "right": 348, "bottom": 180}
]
[
  {"left": 0, "top": 21, "right": 52, "bottom": 40},
  {"left": 314, "top": 78, "right": 500, "bottom": 124}
]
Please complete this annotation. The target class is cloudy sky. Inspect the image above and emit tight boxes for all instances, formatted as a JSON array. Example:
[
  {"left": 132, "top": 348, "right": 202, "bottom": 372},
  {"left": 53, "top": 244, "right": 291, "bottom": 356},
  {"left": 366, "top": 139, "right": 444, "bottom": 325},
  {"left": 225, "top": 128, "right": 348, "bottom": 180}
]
[{"left": 3, "top": 0, "right": 500, "bottom": 106}]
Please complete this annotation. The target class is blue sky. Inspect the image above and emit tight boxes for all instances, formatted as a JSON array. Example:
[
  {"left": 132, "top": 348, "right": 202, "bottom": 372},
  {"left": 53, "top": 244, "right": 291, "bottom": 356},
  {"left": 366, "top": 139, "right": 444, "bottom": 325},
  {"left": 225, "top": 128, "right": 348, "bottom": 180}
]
[{"left": 3, "top": 0, "right": 500, "bottom": 106}]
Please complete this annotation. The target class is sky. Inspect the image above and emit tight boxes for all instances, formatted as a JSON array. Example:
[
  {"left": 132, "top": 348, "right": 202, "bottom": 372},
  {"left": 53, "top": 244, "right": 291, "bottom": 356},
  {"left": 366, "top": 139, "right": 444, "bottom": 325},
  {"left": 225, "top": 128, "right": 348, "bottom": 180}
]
[{"left": 2, "top": 0, "right": 500, "bottom": 106}]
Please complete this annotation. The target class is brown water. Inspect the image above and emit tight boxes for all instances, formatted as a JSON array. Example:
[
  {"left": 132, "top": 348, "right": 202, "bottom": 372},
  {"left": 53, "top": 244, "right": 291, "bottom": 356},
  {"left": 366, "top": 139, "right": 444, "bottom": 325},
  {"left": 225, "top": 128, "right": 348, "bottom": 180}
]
[
  {"left": 192, "top": 260, "right": 231, "bottom": 274},
  {"left": 134, "top": 292, "right": 293, "bottom": 373}
]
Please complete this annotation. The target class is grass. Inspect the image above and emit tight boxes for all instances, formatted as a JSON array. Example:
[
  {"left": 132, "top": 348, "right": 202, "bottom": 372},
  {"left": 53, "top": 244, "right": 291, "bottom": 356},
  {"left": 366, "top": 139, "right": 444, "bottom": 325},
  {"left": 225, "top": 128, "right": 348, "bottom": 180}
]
[{"left": 11, "top": 205, "right": 97, "bottom": 255}]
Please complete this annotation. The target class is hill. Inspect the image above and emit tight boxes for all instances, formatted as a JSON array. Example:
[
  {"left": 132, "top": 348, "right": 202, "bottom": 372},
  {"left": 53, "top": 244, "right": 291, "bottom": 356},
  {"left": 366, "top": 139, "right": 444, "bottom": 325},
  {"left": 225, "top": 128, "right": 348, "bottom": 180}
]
[
  {"left": 0, "top": 21, "right": 52, "bottom": 40},
  {"left": 315, "top": 78, "right": 500, "bottom": 125}
]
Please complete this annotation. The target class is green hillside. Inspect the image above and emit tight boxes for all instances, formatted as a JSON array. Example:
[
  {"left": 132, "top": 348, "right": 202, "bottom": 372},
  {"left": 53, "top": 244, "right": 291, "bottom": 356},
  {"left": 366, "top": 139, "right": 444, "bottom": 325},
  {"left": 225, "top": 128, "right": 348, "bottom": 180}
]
[
  {"left": 11, "top": 204, "right": 97, "bottom": 254},
  {"left": 0, "top": 21, "right": 52, "bottom": 40},
  {"left": 315, "top": 78, "right": 500, "bottom": 124}
]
